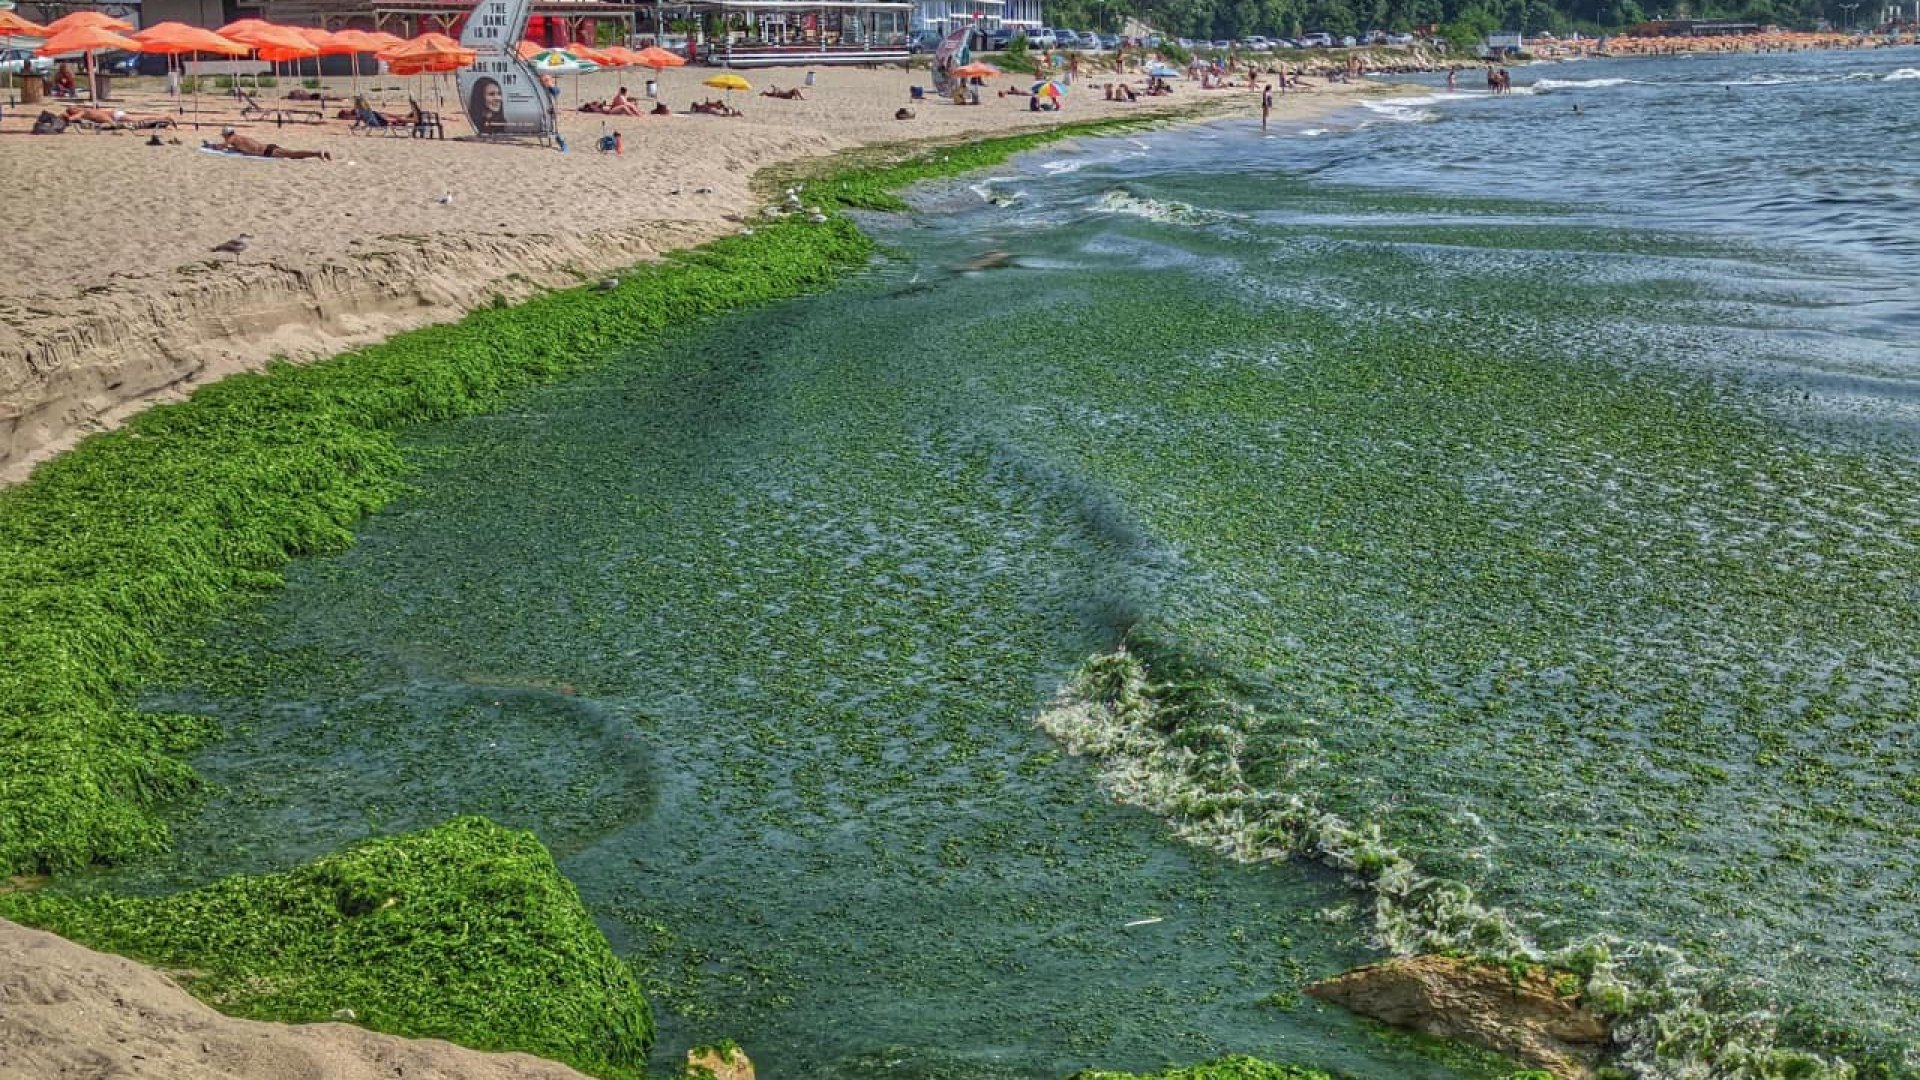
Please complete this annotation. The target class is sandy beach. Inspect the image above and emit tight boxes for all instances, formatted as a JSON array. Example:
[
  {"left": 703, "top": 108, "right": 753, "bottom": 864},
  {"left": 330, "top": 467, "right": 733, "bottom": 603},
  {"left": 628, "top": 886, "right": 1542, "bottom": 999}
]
[
  {"left": 0, "top": 63, "right": 1372, "bottom": 483},
  {"left": 0, "top": 915, "right": 596, "bottom": 1080}
]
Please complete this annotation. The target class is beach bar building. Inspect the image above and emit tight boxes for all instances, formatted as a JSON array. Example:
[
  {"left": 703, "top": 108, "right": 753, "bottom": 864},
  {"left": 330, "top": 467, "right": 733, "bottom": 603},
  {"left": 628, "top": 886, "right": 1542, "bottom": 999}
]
[
  {"left": 679, "top": 0, "right": 909, "bottom": 65},
  {"left": 906, "top": 0, "right": 1041, "bottom": 35}
]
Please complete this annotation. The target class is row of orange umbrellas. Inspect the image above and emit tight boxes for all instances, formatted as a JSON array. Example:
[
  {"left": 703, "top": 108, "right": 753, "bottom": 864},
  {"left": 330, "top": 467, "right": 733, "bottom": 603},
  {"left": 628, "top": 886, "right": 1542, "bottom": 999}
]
[{"left": 512, "top": 39, "right": 687, "bottom": 71}]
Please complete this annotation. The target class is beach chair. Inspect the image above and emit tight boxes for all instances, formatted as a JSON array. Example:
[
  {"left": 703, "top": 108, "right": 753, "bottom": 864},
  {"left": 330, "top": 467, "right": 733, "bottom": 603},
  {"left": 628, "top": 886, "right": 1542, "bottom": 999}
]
[
  {"left": 407, "top": 97, "right": 443, "bottom": 140},
  {"left": 240, "top": 91, "right": 320, "bottom": 126}
]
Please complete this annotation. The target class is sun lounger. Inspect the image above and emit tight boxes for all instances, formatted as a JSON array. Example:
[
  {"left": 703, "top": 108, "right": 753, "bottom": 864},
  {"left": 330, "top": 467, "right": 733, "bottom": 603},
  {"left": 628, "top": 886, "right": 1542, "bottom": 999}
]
[{"left": 240, "top": 91, "right": 321, "bottom": 126}]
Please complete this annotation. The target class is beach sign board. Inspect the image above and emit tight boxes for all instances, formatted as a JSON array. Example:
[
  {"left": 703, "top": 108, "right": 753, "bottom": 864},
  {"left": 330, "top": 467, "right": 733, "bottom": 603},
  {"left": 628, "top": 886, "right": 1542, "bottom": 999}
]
[
  {"left": 457, "top": 0, "right": 553, "bottom": 138},
  {"left": 930, "top": 25, "right": 971, "bottom": 97}
]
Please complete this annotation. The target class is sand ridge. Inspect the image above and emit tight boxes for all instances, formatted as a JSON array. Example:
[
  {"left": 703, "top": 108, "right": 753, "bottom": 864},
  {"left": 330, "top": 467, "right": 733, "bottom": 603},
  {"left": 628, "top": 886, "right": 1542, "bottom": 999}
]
[
  {"left": 0, "top": 63, "right": 1370, "bottom": 485},
  {"left": 0, "top": 915, "right": 593, "bottom": 1079}
]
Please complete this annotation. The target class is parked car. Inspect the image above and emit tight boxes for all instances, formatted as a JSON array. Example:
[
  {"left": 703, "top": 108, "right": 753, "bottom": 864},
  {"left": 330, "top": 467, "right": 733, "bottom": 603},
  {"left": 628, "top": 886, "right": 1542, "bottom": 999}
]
[
  {"left": 1027, "top": 28, "right": 1057, "bottom": 48},
  {"left": 1075, "top": 31, "right": 1102, "bottom": 49},
  {"left": 0, "top": 48, "right": 53, "bottom": 77},
  {"left": 1300, "top": 31, "right": 1333, "bottom": 46},
  {"left": 985, "top": 28, "right": 1014, "bottom": 49},
  {"left": 908, "top": 29, "right": 944, "bottom": 52},
  {"left": 1385, "top": 32, "right": 1416, "bottom": 44},
  {"left": 1098, "top": 33, "right": 1120, "bottom": 49},
  {"left": 97, "top": 50, "right": 139, "bottom": 75},
  {"left": 1341, "top": 35, "right": 1358, "bottom": 46},
  {"left": 1242, "top": 35, "right": 1275, "bottom": 50}
]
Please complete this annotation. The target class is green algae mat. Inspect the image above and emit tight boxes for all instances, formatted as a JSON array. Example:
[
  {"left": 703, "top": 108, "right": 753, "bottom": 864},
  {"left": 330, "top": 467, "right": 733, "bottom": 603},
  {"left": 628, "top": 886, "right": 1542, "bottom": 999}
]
[{"left": 6, "top": 115, "right": 1920, "bottom": 1080}]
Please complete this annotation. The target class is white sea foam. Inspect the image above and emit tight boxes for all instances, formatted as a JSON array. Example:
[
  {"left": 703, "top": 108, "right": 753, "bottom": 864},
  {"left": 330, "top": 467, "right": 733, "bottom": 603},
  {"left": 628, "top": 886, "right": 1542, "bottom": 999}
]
[
  {"left": 1532, "top": 76, "right": 1631, "bottom": 90},
  {"left": 1886, "top": 67, "right": 1920, "bottom": 81},
  {"left": 1358, "top": 96, "right": 1442, "bottom": 124},
  {"left": 1090, "top": 189, "right": 1225, "bottom": 225},
  {"left": 1040, "top": 159, "right": 1088, "bottom": 175}
]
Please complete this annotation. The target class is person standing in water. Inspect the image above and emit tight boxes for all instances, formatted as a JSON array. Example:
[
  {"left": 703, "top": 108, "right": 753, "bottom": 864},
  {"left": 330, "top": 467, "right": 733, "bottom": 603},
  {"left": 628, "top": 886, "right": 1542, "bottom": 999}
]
[{"left": 1261, "top": 82, "right": 1273, "bottom": 130}]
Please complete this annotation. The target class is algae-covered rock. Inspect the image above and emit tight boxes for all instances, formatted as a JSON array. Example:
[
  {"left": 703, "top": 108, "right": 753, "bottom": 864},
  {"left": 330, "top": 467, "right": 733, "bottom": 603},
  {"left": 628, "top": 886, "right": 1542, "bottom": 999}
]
[
  {"left": 1305, "top": 956, "right": 1608, "bottom": 1079},
  {"left": 0, "top": 817, "right": 651, "bottom": 1080},
  {"left": 686, "top": 1041, "right": 756, "bottom": 1080}
]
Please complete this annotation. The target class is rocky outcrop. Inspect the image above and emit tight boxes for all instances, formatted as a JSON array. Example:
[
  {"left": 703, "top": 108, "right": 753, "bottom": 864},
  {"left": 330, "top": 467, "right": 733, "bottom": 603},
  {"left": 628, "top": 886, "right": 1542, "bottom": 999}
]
[
  {"left": 1305, "top": 956, "right": 1608, "bottom": 1079},
  {"left": 0, "top": 917, "right": 592, "bottom": 1080},
  {"left": 686, "top": 1043, "right": 756, "bottom": 1080}
]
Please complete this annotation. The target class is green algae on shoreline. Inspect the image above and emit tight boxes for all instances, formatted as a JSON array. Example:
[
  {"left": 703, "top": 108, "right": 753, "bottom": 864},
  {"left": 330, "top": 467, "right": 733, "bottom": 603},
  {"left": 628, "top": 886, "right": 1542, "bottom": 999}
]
[
  {"left": 0, "top": 817, "right": 652, "bottom": 1079},
  {"left": 0, "top": 115, "right": 1230, "bottom": 1077}
]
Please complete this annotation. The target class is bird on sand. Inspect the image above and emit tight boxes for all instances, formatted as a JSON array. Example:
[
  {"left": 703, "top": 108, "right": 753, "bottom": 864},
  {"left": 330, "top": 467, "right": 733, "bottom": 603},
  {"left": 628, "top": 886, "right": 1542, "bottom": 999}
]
[
  {"left": 211, "top": 233, "right": 252, "bottom": 261},
  {"left": 436, "top": 191, "right": 454, "bottom": 205}
]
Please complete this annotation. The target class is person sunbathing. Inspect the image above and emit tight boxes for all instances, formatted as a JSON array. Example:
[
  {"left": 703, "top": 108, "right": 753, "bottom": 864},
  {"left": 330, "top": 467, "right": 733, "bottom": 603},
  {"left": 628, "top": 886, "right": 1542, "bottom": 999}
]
[
  {"left": 760, "top": 85, "right": 804, "bottom": 100},
  {"left": 210, "top": 126, "right": 330, "bottom": 160},
  {"left": 689, "top": 98, "right": 741, "bottom": 117},
  {"left": 62, "top": 106, "right": 176, "bottom": 130},
  {"left": 604, "top": 87, "right": 645, "bottom": 116}
]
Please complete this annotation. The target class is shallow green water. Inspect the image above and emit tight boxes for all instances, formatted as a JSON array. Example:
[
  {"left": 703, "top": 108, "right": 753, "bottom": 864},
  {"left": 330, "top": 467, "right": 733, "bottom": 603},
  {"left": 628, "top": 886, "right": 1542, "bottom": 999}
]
[{"left": 95, "top": 118, "right": 1920, "bottom": 1075}]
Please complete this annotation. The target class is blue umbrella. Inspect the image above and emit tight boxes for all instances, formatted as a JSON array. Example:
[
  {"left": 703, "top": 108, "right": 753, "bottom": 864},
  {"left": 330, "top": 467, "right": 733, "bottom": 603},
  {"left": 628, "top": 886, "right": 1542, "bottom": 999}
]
[{"left": 1146, "top": 63, "right": 1180, "bottom": 78}]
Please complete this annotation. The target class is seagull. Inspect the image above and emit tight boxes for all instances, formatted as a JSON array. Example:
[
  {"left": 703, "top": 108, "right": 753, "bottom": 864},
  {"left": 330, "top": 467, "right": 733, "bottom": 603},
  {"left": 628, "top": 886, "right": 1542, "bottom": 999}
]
[
  {"left": 668, "top": 187, "right": 682, "bottom": 196},
  {"left": 211, "top": 233, "right": 252, "bottom": 261},
  {"left": 596, "top": 277, "right": 620, "bottom": 292},
  {"left": 694, "top": 186, "right": 713, "bottom": 195},
  {"left": 436, "top": 191, "right": 454, "bottom": 205}
]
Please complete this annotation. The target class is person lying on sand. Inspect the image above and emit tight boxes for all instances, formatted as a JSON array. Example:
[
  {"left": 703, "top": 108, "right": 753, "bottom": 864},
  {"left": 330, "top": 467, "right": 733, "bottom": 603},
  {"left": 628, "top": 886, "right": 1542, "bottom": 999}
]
[
  {"left": 208, "top": 126, "right": 330, "bottom": 160},
  {"left": 63, "top": 106, "right": 178, "bottom": 130},
  {"left": 760, "top": 85, "right": 804, "bottom": 100},
  {"left": 689, "top": 98, "right": 741, "bottom": 117}
]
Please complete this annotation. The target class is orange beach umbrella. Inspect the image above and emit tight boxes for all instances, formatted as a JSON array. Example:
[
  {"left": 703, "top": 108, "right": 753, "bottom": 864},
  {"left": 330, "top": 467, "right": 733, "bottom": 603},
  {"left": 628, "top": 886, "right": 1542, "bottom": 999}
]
[
  {"left": 298, "top": 27, "right": 359, "bottom": 55},
  {"left": 36, "top": 25, "right": 142, "bottom": 55},
  {"left": 36, "top": 25, "right": 141, "bottom": 101},
  {"left": 216, "top": 18, "right": 279, "bottom": 39},
  {"left": 132, "top": 24, "right": 246, "bottom": 127},
  {"left": 0, "top": 10, "right": 49, "bottom": 36},
  {"left": 132, "top": 23, "right": 249, "bottom": 54},
  {"left": 42, "top": 10, "right": 133, "bottom": 34},
  {"left": 950, "top": 61, "right": 1001, "bottom": 78},
  {"left": 632, "top": 45, "right": 685, "bottom": 69}
]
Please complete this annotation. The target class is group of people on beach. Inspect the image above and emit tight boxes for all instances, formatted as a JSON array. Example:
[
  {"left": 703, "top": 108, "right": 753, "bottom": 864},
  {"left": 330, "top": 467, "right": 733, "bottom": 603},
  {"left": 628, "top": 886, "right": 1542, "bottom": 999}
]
[{"left": 1485, "top": 66, "right": 1514, "bottom": 94}]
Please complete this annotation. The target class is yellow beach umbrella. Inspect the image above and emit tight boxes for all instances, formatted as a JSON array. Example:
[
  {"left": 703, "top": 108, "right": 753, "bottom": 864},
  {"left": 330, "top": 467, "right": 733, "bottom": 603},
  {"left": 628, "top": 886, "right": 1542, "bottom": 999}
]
[{"left": 703, "top": 72, "right": 750, "bottom": 92}]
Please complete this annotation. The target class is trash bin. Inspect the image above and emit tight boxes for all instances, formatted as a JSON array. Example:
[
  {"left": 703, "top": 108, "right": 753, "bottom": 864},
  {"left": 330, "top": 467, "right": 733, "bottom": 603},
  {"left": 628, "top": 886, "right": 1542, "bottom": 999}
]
[
  {"left": 19, "top": 73, "right": 43, "bottom": 105},
  {"left": 645, "top": 78, "right": 658, "bottom": 97},
  {"left": 95, "top": 73, "right": 112, "bottom": 100},
  {"left": 804, "top": 69, "right": 816, "bottom": 86}
]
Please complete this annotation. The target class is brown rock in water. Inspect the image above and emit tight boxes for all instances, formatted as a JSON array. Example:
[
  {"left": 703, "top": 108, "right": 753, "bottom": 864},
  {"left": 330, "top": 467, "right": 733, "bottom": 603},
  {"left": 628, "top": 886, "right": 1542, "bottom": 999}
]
[
  {"left": 685, "top": 1043, "right": 755, "bottom": 1080},
  {"left": 1305, "top": 956, "right": 1608, "bottom": 1079}
]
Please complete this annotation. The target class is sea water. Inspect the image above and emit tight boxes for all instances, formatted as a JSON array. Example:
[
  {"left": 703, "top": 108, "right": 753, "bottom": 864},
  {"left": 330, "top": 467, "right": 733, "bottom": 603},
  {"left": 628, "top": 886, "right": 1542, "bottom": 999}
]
[{"left": 103, "top": 46, "right": 1920, "bottom": 1076}]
